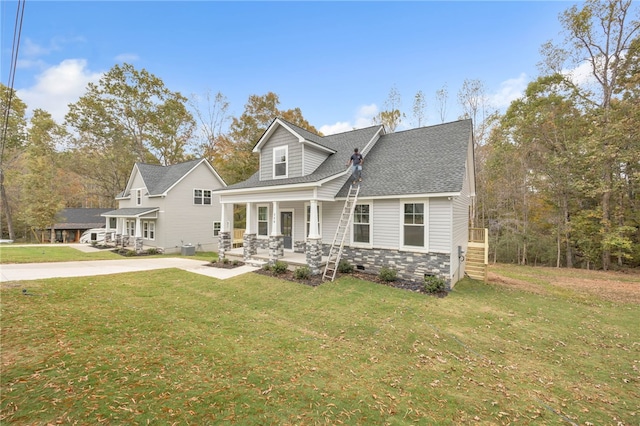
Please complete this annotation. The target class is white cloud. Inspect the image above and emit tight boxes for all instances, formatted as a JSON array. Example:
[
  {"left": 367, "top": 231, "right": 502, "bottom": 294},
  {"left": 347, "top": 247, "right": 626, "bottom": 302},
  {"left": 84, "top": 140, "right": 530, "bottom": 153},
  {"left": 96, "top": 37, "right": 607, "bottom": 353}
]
[
  {"left": 319, "top": 103, "right": 378, "bottom": 135},
  {"left": 115, "top": 53, "right": 139, "bottom": 63},
  {"left": 563, "top": 60, "right": 598, "bottom": 87},
  {"left": 490, "top": 73, "right": 529, "bottom": 109},
  {"left": 17, "top": 59, "right": 103, "bottom": 123}
]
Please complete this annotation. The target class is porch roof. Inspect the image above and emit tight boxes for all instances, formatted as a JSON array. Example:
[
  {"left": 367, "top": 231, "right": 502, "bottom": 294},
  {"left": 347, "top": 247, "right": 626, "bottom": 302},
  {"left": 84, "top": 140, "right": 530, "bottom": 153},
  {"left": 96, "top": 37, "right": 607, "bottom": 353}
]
[{"left": 101, "top": 207, "right": 159, "bottom": 218}]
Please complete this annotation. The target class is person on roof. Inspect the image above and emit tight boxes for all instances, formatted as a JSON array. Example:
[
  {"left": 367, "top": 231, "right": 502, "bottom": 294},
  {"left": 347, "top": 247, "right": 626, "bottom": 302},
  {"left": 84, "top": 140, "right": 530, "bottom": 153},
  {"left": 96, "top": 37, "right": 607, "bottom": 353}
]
[{"left": 347, "top": 148, "right": 364, "bottom": 184}]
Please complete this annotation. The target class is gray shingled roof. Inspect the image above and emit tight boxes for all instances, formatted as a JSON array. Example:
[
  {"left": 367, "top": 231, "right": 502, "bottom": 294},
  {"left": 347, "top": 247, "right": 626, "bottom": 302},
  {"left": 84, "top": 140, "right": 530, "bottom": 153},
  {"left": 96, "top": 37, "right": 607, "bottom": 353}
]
[
  {"left": 101, "top": 207, "right": 159, "bottom": 217},
  {"left": 336, "top": 119, "right": 473, "bottom": 197},
  {"left": 222, "top": 119, "right": 472, "bottom": 198},
  {"left": 135, "top": 159, "right": 202, "bottom": 196},
  {"left": 223, "top": 124, "right": 383, "bottom": 190},
  {"left": 50, "top": 208, "right": 111, "bottom": 229}
]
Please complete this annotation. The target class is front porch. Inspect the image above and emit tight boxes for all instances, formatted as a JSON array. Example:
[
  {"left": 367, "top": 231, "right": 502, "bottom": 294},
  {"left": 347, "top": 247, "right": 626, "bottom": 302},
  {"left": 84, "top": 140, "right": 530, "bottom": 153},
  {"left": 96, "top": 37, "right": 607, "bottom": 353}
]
[{"left": 224, "top": 246, "right": 329, "bottom": 271}]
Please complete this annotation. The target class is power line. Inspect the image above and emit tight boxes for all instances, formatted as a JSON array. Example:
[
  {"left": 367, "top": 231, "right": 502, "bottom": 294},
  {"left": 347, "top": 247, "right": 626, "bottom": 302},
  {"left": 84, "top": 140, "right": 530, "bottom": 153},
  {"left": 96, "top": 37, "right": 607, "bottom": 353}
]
[{"left": 1, "top": 0, "right": 26, "bottom": 166}]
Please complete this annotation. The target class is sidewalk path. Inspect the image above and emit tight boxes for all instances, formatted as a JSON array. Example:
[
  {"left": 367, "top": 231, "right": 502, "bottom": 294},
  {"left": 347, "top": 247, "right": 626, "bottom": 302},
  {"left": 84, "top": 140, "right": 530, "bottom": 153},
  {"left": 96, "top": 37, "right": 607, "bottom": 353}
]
[{"left": 0, "top": 257, "right": 258, "bottom": 282}]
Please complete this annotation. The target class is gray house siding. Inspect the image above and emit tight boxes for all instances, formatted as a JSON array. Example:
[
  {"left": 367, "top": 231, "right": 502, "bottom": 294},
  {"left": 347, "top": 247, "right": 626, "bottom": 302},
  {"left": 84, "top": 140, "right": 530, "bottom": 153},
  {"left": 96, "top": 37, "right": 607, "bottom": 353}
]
[
  {"left": 317, "top": 177, "right": 348, "bottom": 200},
  {"left": 451, "top": 170, "right": 472, "bottom": 284},
  {"left": 371, "top": 199, "right": 400, "bottom": 248},
  {"left": 158, "top": 164, "right": 225, "bottom": 253},
  {"left": 259, "top": 127, "right": 301, "bottom": 180},
  {"left": 428, "top": 198, "right": 451, "bottom": 253},
  {"left": 303, "top": 145, "right": 329, "bottom": 175}
]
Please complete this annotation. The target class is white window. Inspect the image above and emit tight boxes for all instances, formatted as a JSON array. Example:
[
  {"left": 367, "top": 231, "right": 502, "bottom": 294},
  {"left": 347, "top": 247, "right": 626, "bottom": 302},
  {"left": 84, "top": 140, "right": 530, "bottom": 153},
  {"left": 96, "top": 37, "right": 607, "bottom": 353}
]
[
  {"left": 127, "top": 220, "right": 135, "bottom": 237},
  {"left": 213, "top": 221, "right": 221, "bottom": 237},
  {"left": 136, "top": 189, "right": 141, "bottom": 205},
  {"left": 305, "top": 203, "right": 322, "bottom": 238},
  {"left": 403, "top": 202, "right": 425, "bottom": 247},
  {"left": 353, "top": 204, "right": 370, "bottom": 244},
  {"left": 194, "top": 189, "right": 212, "bottom": 205},
  {"left": 142, "top": 221, "right": 155, "bottom": 240},
  {"left": 258, "top": 206, "right": 268, "bottom": 236},
  {"left": 273, "top": 146, "right": 288, "bottom": 178}
]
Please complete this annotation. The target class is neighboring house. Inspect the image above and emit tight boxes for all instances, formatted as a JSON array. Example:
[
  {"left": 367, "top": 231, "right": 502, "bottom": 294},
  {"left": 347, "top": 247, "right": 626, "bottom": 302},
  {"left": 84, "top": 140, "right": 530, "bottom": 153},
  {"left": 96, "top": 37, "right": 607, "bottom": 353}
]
[
  {"left": 102, "top": 158, "right": 228, "bottom": 254},
  {"left": 48, "top": 208, "right": 112, "bottom": 243},
  {"left": 216, "top": 118, "right": 476, "bottom": 288}
]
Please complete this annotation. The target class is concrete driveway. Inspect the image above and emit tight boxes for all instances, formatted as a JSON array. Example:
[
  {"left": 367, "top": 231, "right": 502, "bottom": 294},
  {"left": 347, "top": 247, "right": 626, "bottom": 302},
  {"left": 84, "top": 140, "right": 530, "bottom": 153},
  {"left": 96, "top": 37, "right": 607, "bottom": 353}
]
[{"left": 0, "top": 246, "right": 257, "bottom": 282}]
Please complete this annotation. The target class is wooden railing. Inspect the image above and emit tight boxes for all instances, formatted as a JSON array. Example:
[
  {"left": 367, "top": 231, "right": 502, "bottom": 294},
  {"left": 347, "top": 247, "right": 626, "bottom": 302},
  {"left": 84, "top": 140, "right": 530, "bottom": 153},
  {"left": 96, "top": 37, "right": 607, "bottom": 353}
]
[
  {"left": 233, "top": 229, "right": 244, "bottom": 248},
  {"left": 469, "top": 227, "right": 488, "bottom": 244}
]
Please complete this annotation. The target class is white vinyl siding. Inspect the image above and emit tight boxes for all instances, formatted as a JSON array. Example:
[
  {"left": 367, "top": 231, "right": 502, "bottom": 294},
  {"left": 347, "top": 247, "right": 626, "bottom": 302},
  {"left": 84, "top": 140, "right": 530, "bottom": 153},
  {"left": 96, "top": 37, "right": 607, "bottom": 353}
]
[
  {"left": 429, "top": 198, "right": 452, "bottom": 252},
  {"left": 372, "top": 199, "right": 399, "bottom": 248},
  {"left": 321, "top": 202, "right": 343, "bottom": 242}
]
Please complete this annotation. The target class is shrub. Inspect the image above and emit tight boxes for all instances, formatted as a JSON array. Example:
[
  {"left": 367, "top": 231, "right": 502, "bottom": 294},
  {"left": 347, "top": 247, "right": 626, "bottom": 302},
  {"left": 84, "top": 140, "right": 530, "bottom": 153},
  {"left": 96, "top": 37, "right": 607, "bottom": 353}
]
[
  {"left": 272, "top": 260, "right": 289, "bottom": 274},
  {"left": 222, "top": 257, "right": 230, "bottom": 264},
  {"left": 146, "top": 248, "right": 160, "bottom": 255},
  {"left": 338, "top": 259, "right": 353, "bottom": 273},
  {"left": 232, "top": 260, "right": 239, "bottom": 266},
  {"left": 294, "top": 266, "right": 311, "bottom": 280},
  {"left": 125, "top": 250, "right": 137, "bottom": 257},
  {"left": 378, "top": 266, "right": 397, "bottom": 282},
  {"left": 424, "top": 275, "right": 446, "bottom": 294},
  {"left": 262, "top": 263, "right": 272, "bottom": 272}
]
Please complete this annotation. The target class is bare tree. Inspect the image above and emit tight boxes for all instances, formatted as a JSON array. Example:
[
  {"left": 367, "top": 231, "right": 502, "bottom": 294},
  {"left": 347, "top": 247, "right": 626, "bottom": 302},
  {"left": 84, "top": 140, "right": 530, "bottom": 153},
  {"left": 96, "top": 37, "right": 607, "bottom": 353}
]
[{"left": 435, "top": 84, "right": 448, "bottom": 123}]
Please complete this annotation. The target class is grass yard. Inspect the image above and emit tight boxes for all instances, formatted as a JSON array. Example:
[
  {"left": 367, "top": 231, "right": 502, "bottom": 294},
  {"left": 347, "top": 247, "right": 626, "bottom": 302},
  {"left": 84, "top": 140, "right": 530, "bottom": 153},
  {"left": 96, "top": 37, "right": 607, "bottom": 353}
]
[{"left": 1, "top": 263, "right": 638, "bottom": 424}]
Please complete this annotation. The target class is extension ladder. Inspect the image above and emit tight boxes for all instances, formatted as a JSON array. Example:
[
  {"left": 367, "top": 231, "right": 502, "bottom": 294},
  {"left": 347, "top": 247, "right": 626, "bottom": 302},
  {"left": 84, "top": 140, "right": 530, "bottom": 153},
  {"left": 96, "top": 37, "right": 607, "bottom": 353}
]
[{"left": 322, "top": 183, "right": 360, "bottom": 282}]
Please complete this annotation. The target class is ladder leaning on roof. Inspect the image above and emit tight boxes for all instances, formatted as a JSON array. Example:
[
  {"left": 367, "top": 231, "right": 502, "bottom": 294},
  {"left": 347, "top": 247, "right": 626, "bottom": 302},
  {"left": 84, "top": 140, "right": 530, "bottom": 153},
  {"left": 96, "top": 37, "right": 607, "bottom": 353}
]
[{"left": 322, "top": 183, "right": 360, "bottom": 282}]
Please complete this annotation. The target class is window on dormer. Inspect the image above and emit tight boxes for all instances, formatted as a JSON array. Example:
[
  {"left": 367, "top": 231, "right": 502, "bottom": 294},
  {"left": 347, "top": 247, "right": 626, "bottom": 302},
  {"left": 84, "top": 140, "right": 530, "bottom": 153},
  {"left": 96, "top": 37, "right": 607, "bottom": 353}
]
[
  {"left": 136, "top": 189, "right": 141, "bottom": 205},
  {"left": 273, "top": 146, "right": 288, "bottom": 178}
]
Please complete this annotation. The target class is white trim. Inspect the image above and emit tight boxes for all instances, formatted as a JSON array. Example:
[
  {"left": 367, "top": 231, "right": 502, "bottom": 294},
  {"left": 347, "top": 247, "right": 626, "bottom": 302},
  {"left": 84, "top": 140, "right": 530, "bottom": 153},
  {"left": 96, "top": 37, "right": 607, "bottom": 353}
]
[
  {"left": 193, "top": 188, "right": 212, "bottom": 205},
  {"left": 399, "top": 199, "right": 429, "bottom": 251},
  {"left": 257, "top": 204, "right": 269, "bottom": 237},
  {"left": 351, "top": 202, "right": 373, "bottom": 248},
  {"left": 280, "top": 208, "right": 294, "bottom": 251},
  {"left": 339, "top": 192, "right": 460, "bottom": 201},
  {"left": 253, "top": 118, "right": 335, "bottom": 154},
  {"left": 273, "top": 146, "right": 289, "bottom": 179},
  {"left": 304, "top": 201, "right": 322, "bottom": 240},
  {"left": 361, "top": 125, "right": 385, "bottom": 155}
]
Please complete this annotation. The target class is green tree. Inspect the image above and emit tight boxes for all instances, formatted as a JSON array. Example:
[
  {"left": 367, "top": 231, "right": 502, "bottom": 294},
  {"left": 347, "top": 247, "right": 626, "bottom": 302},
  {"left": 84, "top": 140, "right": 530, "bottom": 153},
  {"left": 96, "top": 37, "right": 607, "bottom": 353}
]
[
  {"left": 0, "top": 84, "right": 28, "bottom": 240},
  {"left": 20, "top": 109, "right": 66, "bottom": 241},
  {"left": 212, "top": 92, "right": 318, "bottom": 184},
  {"left": 373, "top": 85, "right": 405, "bottom": 132},
  {"left": 540, "top": 0, "right": 640, "bottom": 269},
  {"left": 65, "top": 63, "right": 196, "bottom": 204}
]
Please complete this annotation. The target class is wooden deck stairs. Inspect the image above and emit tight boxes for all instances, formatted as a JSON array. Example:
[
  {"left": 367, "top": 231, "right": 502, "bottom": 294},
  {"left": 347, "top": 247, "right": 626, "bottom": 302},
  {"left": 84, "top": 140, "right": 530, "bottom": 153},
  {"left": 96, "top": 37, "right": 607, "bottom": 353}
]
[
  {"left": 323, "top": 184, "right": 360, "bottom": 282},
  {"left": 466, "top": 228, "right": 488, "bottom": 282}
]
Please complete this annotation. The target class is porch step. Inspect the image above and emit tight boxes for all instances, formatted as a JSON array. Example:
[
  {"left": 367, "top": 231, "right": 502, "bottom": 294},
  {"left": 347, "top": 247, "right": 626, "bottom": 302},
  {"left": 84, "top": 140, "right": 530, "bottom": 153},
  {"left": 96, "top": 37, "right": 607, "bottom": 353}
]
[{"left": 246, "top": 258, "right": 267, "bottom": 268}]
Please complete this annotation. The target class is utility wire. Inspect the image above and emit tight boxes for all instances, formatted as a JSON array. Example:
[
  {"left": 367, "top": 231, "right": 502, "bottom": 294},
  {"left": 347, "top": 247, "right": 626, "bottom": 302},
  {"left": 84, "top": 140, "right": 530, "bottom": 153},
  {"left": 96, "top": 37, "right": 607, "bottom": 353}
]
[{"left": 1, "top": 0, "right": 26, "bottom": 166}]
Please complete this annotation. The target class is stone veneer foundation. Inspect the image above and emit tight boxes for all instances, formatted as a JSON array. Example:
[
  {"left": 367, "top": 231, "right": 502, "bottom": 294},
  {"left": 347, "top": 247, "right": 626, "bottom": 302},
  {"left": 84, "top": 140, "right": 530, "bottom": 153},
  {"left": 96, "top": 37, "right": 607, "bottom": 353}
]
[
  {"left": 335, "top": 245, "right": 451, "bottom": 289},
  {"left": 305, "top": 238, "right": 323, "bottom": 275},
  {"left": 218, "top": 231, "right": 231, "bottom": 259},
  {"left": 243, "top": 233, "right": 257, "bottom": 260},
  {"left": 268, "top": 235, "right": 284, "bottom": 265}
]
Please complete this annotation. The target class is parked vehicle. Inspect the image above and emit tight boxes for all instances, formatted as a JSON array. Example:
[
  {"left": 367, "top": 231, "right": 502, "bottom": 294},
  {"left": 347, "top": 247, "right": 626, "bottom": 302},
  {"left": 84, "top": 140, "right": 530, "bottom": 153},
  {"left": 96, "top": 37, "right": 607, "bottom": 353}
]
[{"left": 79, "top": 228, "right": 107, "bottom": 244}]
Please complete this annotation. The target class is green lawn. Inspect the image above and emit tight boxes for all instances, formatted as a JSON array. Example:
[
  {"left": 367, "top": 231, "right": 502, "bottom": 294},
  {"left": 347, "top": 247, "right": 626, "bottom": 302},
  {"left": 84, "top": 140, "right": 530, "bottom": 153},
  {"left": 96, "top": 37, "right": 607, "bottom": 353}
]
[
  {"left": 0, "top": 246, "right": 217, "bottom": 264},
  {"left": 1, "top": 265, "right": 637, "bottom": 424}
]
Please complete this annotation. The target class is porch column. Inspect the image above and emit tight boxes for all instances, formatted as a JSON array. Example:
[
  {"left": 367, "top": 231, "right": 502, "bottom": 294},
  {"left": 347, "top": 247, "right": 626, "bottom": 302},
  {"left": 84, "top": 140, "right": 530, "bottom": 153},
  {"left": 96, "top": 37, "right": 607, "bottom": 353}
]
[
  {"left": 243, "top": 202, "right": 257, "bottom": 260},
  {"left": 115, "top": 217, "right": 123, "bottom": 246},
  {"left": 134, "top": 217, "right": 143, "bottom": 252},
  {"left": 269, "top": 201, "right": 284, "bottom": 264},
  {"left": 218, "top": 203, "right": 231, "bottom": 259},
  {"left": 308, "top": 199, "right": 320, "bottom": 239},
  {"left": 104, "top": 217, "right": 112, "bottom": 243}
]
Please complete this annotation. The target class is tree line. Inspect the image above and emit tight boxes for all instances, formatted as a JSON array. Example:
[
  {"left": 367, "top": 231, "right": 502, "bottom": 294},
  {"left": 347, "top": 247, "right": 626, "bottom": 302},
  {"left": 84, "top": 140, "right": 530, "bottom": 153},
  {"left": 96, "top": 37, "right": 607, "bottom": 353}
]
[{"left": 1, "top": 0, "right": 638, "bottom": 270}]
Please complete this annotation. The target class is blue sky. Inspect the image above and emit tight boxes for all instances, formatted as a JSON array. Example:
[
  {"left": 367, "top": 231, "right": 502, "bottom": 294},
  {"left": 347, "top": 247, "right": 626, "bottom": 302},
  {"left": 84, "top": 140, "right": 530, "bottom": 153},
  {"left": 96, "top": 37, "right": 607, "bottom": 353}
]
[{"left": 2, "top": 1, "right": 577, "bottom": 135}]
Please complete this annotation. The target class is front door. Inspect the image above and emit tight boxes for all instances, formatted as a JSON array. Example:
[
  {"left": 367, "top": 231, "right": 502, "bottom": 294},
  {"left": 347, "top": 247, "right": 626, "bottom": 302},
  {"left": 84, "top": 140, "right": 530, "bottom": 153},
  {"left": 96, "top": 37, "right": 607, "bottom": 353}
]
[{"left": 281, "top": 211, "right": 293, "bottom": 250}]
